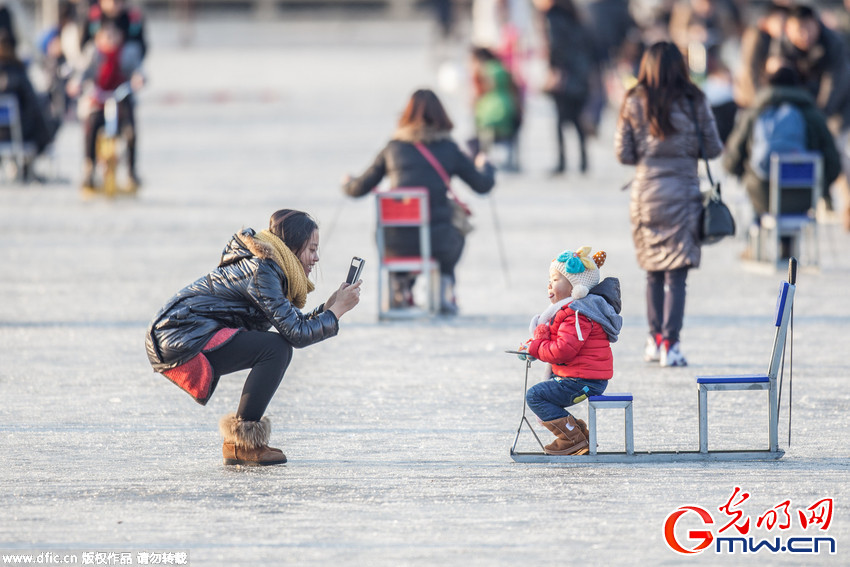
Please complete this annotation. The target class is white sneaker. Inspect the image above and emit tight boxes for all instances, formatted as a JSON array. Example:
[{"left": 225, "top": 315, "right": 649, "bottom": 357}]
[
  {"left": 644, "top": 334, "right": 662, "bottom": 362},
  {"left": 660, "top": 341, "right": 688, "bottom": 367}
]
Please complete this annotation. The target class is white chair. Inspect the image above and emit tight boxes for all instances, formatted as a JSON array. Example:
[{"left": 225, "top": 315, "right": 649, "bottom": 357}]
[
  {"left": 375, "top": 188, "right": 440, "bottom": 319},
  {"left": 755, "top": 153, "right": 822, "bottom": 267},
  {"left": 696, "top": 259, "right": 797, "bottom": 453},
  {"left": 587, "top": 393, "right": 634, "bottom": 455},
  {"left": 0, "top": 94, "right": 38, "bottom": 182}
]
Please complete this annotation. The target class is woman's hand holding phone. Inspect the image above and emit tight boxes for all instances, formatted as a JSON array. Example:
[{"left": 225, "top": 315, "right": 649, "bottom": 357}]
[
  {"left": 325, "top": 257, "right": 365, "bottom": 319},
  {"left": 327, "top": 280, "right": 361, "bottom": 319}
]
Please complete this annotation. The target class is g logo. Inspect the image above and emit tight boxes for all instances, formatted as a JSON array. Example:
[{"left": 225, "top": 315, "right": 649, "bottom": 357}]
[{"left": 664, "top": 506, "right": 715, "bottom": 554}]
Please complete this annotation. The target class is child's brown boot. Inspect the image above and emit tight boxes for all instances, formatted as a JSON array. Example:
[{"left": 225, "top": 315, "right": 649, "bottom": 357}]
[
  {"left": 574, "top": 417, "right": 589, "bottom": 439},
  {"left": 541, "top": 416, "right": 589, "bottom": 455},
  {"left": 573, "top": 417, "right": 597, "bottom": 451}
]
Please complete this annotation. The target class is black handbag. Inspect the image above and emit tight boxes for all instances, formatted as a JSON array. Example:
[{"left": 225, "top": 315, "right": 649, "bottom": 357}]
[
  {"left": 689, "top": 97, "right": 736, "bottom": 244},
  {"left": 701, "top": 182, "right": 736, "bottom": 244}
]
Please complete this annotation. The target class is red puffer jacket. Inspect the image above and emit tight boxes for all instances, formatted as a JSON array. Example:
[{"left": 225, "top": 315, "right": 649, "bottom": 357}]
[{"left": 527, "top": 304, "right": 613, "bottom": 380}]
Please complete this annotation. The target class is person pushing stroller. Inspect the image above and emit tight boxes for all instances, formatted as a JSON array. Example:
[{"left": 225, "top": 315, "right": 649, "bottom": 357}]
[{"left": 520, "top": 246, "right": 622, "bottom": 455}]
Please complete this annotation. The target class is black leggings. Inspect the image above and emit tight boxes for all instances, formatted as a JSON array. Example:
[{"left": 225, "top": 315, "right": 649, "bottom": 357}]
[
  {"left": 552, "top": 92, "right": 587, "bottom": 167},
  {"left": 646, "top": 268, "right": 689, "bottom": 344},
  {"left": 204, "top": 330, "right": 293, "bottom": 422}
]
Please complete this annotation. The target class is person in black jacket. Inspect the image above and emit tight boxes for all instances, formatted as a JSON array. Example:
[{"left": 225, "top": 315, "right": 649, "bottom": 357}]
[
  {"left": 0, "top": 5, "right": 16, "bottom": 52},
  {"left": 0, "top": 29, "right": 58, "bottom": 179},
  {"left": 535, "top": 0, "right": 593, "bottom": 174},
  {"left": 342, "top": 88, "right": 495, "bottom": 315},
  {"left": 724, "top": 66, "right": 841, "bottom": 220},
  {"left": 735, "top": 2, "right": 789, "bottom": 110},
  {"left": 779, "top": 3, "right": 850, "bottom": 212},
  {"left": 145, "top": 210, "right": 361, "bottom": 466},
  {"left": 80, "top": 0, "right": 146, "bottom": 60}
]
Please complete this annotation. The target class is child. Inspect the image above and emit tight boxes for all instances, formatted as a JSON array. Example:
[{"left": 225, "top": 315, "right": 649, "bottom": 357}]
[
  {"left": 469, "top": 47, "right": 522, "bottom": 170},
  {"left": 522, "top": 246, "right": 622, "bottom": 455},
  {"left": 68, "top": 21, "right": 144, "bottom": 191}
]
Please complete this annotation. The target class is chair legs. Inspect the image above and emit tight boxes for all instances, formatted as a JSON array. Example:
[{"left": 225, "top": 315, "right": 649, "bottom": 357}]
[
  {"left": 698, "top": 386, "right": 709, "bottom": 453},
  {"left": 378, "top": 267, "right": 440, "bottom": 319},
  {"left": 697, "top": 380, "right": 778, "bottom": 453},
  {"left": 587, "top": 396, "right": 634, "bottom": 455},
  {"left": 753, "top": 222, "right": 819, "bottom": 269}
]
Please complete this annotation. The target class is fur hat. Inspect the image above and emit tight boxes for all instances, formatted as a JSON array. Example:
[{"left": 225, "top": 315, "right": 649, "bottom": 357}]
[{"left": 550, "top": 246, "right": 607, "bottom": 299}]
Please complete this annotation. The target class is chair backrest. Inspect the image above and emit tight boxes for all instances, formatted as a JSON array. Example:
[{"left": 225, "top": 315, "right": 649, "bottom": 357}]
[
  {"left": 769, "top": 152, "right": 822, "bottom": 218},
  {"left": 375, "top": 187, "right": 432, "bottom": 261},
  {"left": 767, "top": 280, "right": 796, "bottom": 380},
  {"left": 376, "top": 188, "right": 430, "bottom": 227},
  {"left": 0, "top": 94, "right": 24, "bottom": 148}
]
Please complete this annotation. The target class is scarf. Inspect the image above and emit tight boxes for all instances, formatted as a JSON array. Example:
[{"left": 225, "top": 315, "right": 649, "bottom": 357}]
[
  {"left": 97, "top": 47, "right": 124, "bottom": 91},
  {"left": 529, "top": 297, "right": 573, "bottom": 334},
  {"left": 253, "top": 229, "right": 314, "bottom": 309}
]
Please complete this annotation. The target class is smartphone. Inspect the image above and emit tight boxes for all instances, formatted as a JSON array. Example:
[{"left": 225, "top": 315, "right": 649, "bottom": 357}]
[{"left": 346, "top": 257, "right": 365, "bottom": 284}]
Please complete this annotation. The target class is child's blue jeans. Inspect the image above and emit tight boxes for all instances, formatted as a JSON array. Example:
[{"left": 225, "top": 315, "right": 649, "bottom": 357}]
[{"left": 526, "top": 375, "right": 608, "bottom": 422}]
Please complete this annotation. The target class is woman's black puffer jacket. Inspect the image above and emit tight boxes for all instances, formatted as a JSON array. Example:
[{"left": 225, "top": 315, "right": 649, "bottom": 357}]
[{"left": 145, "top": 229, "right": 338, "bottom": 373}]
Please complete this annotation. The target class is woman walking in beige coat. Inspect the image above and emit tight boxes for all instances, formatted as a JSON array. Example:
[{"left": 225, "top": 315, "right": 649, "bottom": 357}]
[{"left": 614, "top": 41, "right": 723, "bottom": 367}]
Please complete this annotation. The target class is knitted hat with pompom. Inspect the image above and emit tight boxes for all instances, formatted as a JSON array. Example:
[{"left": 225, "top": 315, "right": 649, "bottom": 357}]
[{"left": 550, "top": 246, "right": 607, "bottom": 299}]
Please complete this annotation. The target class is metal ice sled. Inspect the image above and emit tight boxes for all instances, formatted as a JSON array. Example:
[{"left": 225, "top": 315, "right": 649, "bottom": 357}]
[{"left": 508, "top": 259, "right": 798, "bottom": 464}]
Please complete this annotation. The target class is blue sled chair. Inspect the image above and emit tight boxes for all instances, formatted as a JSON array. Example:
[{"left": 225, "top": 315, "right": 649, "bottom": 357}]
[
  {"left": 696, "top": 258, "right": 797, "bottom": 453},
  {"left": 0, "top": 95, "right": 38, "bottom": 182}
]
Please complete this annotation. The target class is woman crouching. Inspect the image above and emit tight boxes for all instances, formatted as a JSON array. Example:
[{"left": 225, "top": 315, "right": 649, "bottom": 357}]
[{"left": 145, "top": 209, "right": 361, "bottom": 465}]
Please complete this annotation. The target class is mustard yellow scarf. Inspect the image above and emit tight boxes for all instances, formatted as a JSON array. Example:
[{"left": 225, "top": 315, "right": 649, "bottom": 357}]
[{"left": 253, "top": 229, "right": 315, "bottom": 309}]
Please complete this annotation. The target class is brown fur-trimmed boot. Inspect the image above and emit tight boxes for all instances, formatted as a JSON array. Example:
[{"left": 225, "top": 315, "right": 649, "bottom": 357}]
[
  {"left": 573, "top": 417, "right": 596, "bottom": 451},
  {"left": 219, "top": 413, "right": 287, "bottom": 466},
  {"left": 541, "top": 416, "right": 589, "bottom": 456},
  {"left": 574, "top": 417, "right": 589, "bottom": 440}
]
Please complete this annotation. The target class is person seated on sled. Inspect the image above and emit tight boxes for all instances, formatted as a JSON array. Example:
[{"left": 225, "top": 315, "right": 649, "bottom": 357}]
[
  {"left": 80, "top": 0, "right": 148, "bottom": 62},
  {"left": 519, "top": 246, "right": 622, "bottom": 456},
  {"left": 68, "top": 20, "right": 144, "bottom": 191},
  {"left": 0, "top": 29, "right": 59, "bottom": 180}
]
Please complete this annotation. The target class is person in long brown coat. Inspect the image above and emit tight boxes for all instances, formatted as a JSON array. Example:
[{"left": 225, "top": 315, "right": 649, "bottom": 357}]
[{"left": 614, "top": 41, "right": 723, "bottom": 367}]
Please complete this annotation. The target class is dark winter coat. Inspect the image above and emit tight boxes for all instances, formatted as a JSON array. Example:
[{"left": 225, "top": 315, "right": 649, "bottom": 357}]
[
  {"left": 735, "top": 26, "right": 778, "bottom": 108},
  {"left": 779, "top": 23, "right": 850, "bottom": 129},
  {"left": 585, "top": 0, "right": 635, "bottom": 64},
  {"left": 146, "top": 229, "right": 338, "bottom": 373},
  {"left": 0, "top": 7, "right": 16, "bottom": 51},
  {"left": 668, "top": 0, "right": 741, "bottom": 55},
  {"left": 342, "top": 125, "right": 495, "bottom": 259},
  {"left": 615, "top": 89, "right": 723, "bottom": 272},
  {"left": 541, "top": 5, "right": 593, "bottom": 102},
  {"left": 723, "top": 85, "right": 841, "bottom": 216},
  {"left": 81, "top": 4, "right": 147, "bottom": 60},
  {"left": 0, "top": 60, "right": 55, "bottom": 153}
]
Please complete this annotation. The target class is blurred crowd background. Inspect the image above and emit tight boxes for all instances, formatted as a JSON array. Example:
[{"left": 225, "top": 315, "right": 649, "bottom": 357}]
[{"left": 1, "top": 0, "right": 849, "bottom": 229}]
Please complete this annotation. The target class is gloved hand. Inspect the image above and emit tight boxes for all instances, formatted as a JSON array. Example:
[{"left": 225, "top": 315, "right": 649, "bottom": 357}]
[
  {"left": 533, "top": 324, "right": 550, "bottom": 341},
  {"left": 517, "top": 341, "right": 534, "bottom": 361}
]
